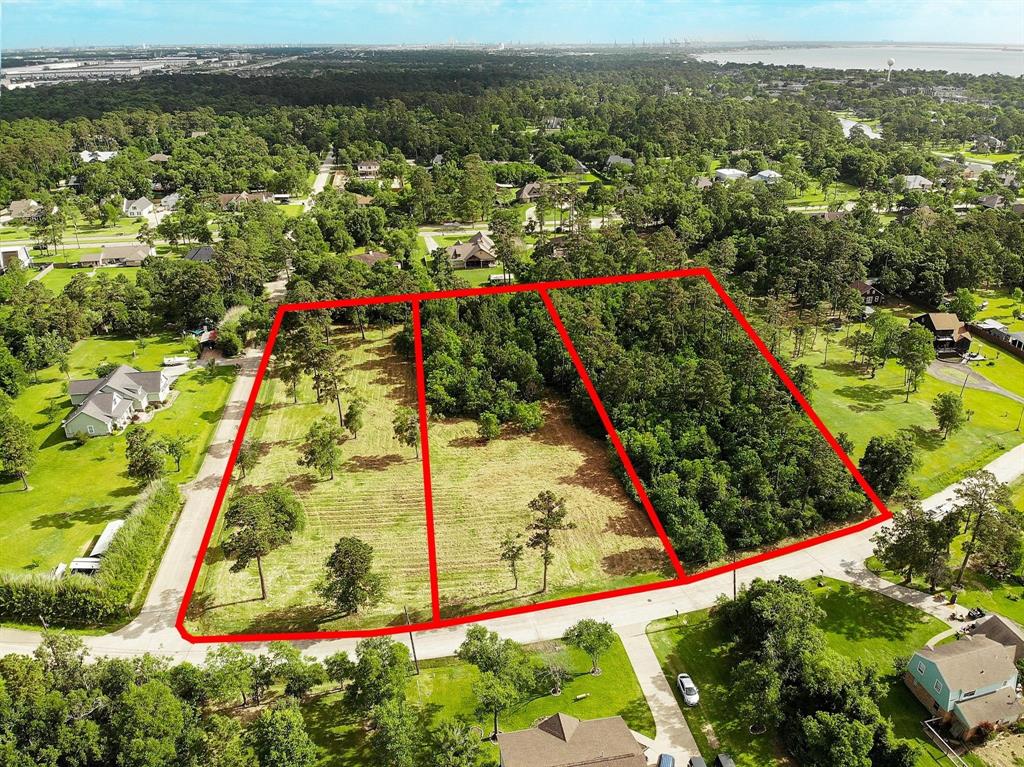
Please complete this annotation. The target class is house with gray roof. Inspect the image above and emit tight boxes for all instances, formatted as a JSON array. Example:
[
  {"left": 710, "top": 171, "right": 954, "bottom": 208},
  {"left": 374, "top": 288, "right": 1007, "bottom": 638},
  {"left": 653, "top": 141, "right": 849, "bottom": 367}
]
[
  {"left": 905, "top": 632, "right": 1024, "bottom": 740},
  {"left": 122, "top": 196, "right": 155, "bottom": 217},
  {"left": 184, "top": 245, "right": 215, "bottom": 263},
  {"left": 63, "top": 365, "right": 170, "bottom": 439},
  {"left": 3, "top": 198, "right": 43, "bottom": 221},
  {"left": 896, "top": 174, "right": 934, "bottom": 191},
  {"left": 604, "top": 154, "right": 634, "bottom": 171},
  {"left": 497, "top": 713, "right": 646, "bottom": 767},
  {"left": 101, "top": 243, "right": 154, "bottom": 266},
  {"left": 715, "top": 168, "right": 748, "bottom": 182}
]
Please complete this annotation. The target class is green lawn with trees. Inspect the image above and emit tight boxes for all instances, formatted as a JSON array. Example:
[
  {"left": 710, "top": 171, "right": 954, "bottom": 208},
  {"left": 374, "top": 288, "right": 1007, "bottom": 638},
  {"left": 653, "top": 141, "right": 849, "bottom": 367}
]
[
  {"left": 647, "top": 577, "right": 981, "bottom": 767},
  {"left": 790, "top": 318, "right": 1024, "bottom": 498},
  {"left": 0, "top": 333, "right": 235, "bottom": 572},
  {"left": 187, "top": 325, "right": 434, "bottom": 636}
]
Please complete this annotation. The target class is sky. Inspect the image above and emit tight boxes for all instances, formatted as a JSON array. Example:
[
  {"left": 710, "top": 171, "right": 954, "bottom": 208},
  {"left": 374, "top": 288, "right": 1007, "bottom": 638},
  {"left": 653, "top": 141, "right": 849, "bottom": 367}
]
[{"left": 2, "top": 0, "right": 1023, "bottom": 49}]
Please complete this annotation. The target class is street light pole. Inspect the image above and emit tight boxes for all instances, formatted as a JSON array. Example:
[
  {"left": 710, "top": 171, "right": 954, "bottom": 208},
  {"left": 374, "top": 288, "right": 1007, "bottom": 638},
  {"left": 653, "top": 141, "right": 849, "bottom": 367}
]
[{"left": 404, "top": 606, "right": 420, "bottom": 675}]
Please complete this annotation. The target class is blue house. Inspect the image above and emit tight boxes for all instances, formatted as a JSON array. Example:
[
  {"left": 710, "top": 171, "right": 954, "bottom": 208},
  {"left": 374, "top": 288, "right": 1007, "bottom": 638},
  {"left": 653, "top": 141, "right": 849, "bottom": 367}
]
[{"left": 905, "top": 633, "right": 1023, "bottom": 739}]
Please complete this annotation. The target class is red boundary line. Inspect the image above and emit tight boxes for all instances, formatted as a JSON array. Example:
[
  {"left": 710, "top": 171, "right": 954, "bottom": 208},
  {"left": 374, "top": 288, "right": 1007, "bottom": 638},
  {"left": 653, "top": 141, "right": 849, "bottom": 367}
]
[
  {"left": 412, "top": 300, "right": 442, "bottom": 622},
  {"left": 540, "top": 289, "right": 686, "bottom": 580},
  {"left": 175, "top": 268, "right": 891, "bottom": 643}
]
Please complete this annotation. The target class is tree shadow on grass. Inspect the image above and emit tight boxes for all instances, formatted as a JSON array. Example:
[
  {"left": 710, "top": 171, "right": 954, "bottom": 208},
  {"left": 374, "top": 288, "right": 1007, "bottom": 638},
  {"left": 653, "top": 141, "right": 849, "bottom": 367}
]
[
  {"left": 342, "top": 454, "right": 406, "bottom": 472},
  {"left": 41, "top": 425, "right": 71, "bottom": 449},
  {"left": 816, "top": 581, "right": 932, "bottom": 644},
  {"left": 900, "top": 425, "right": 944, "bottom": 452},
  {"left": 31, "top": 503, "right": 115, "bottom": 530},
  {"left": 834, "top": 384, "right": 900, "bottom": 404},
  {"left": 601, "top": 547, "right": 669, "bottom": 577},
  {"left": 820, "top": 360, "right": 864, "bottom": 378}
]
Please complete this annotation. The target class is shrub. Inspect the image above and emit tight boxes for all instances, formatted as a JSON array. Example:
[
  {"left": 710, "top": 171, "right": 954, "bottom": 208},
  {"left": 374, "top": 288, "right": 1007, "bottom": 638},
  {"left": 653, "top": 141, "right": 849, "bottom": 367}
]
[{"left": 0, "top": 481, "right": 181, "bottom": 626}]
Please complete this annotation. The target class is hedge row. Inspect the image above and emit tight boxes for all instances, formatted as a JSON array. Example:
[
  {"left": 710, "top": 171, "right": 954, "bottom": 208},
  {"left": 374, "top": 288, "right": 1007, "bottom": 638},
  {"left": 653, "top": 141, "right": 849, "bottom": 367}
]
[{"left": 0, "top": 481, "right": 182, "bottom": 626}]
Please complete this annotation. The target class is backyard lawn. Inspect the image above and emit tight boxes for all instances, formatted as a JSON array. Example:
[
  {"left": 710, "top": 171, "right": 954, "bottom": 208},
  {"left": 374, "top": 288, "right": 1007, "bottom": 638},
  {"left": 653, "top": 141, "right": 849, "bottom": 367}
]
[
  {"left": 974, "top": 288, "right": 1024, "bottom": 333},
  {"left": 785, "top": 179, "right": 860, "bottom": 208},
  {"left": 186, "top": 323, "right": 434, "bottom": 636},
  {"left": 0, "top": 214, "right": 148, "bottom": 244},
  {"left": 792, "top": 326, "right": 1024, "bottom": 497},
  {"left": 647, "top": 578, "right": 982, "bottom": 767},
  {"left": 37, "top": 265, "right": 141, "bottom": 292},
  {"left": 429, "top": 399, "right": 673, "bottom": 618},
  {"left": 0, "top": 333, "right": 235, "bottom": 572},
  {"left": 302, "top": 633, "right": 653, "bottom": 766}
]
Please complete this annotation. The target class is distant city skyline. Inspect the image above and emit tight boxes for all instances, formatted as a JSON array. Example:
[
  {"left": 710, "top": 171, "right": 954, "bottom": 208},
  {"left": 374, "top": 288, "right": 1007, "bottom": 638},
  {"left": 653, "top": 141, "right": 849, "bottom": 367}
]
[{"left": 3, "top": 0, "right": 1023, "bottom": 50}]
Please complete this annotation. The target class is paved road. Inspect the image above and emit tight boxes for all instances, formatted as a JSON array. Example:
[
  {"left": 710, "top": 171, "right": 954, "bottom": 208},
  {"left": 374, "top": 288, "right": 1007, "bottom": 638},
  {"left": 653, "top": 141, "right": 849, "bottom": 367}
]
[
  {"left": 928, "top": 358, "right": 1024, "bottom": 404},
  {"left": 305, "top": 150, "right": 335, "bottom": 211}
]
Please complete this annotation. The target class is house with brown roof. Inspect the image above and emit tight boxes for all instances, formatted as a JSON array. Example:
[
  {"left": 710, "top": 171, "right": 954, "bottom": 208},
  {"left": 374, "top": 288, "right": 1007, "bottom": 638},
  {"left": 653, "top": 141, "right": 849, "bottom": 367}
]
[
  {"left": 851, "top": 279, "right": 885, "bottom": 306},
  {"left": 978, "top": 194, "right": 1005, "bottom": 209},
  {"left": 147, "top": 152, "right": 171, "bottom": 163},
  {"left": 518, "top": 181, "right": 545, "bottom": 203},
  {"left": 905, "top": 634, "right": 1024, "bottom": 740},
  {"left": 357, "top": 160, "right": 381, "bottom": 179},
  {"left": 911, "top": 312, "right": 972, "bottom": 356},
  {"left": 3, "top": 198, "right": 43, "bottom": 221},
  {"left": 101, "top": 243, "right": 155, "bottom": 266},
  {"left": 217, "top": 191, "right": 273, "bottom": 210},
  {"left": 446, "top": 231, "right": 498, "bottom": 269},
  {"left": 63, "top": 365, "right": 170, "bottom": 438},
  {"left": 351, "top": 250, "right": 394, "bottom": 267},
  {"left": 497, "top": 713, "right": 647, "bottom": 767}
]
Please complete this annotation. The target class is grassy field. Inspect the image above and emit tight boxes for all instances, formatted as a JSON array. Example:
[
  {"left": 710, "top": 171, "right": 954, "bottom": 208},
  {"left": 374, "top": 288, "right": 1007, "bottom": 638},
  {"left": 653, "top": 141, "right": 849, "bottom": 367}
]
[
  {"left": 302, "top": 633, "right": 653, "bottom": 766},
  {"left": 785, "top": 179, "right": 861, "bottom": 208},
  {"left": 975, "top": 288, "right": 1024, "bottom": 333},
  {"left": 792, "top": 325, "right": 1024, "bottom": 497},
  {"left": 429, "top": 399, "right": 673, "bottom": 617},
  {"left": 187, "top": 324, "right": 434, "bottom": 636},
  {"left": 965, "top": 336, "right": 1024, "bottom": 400},
  {"left": 0, "top": 215, "right": 148, "bottom": 244},
  {"left": 647, "top": 578, "right": 982, "bottom": 767},
  {"left": 0, "top": 334, "right": 234, "bottom": 572},
  {"left": 36, "top": 266, "right": 141, "bottom": 292}
]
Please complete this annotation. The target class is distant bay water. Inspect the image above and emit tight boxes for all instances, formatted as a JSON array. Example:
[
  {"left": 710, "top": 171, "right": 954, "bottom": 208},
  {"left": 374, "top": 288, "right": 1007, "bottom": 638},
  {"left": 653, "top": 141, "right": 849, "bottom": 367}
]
[{"left": 695, "top": 44, "right": 1024, "bottom": 77}]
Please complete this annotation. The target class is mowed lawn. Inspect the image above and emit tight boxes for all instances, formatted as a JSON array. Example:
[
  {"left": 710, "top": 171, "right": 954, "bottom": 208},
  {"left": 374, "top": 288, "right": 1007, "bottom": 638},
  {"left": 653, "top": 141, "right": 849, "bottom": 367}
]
[
  {"left": 793, "top": 330, "right": 1024, "bottom": 497},
  {"left": 301, "top": 634, "right": 653, "bottom": 767},
  {"left": 36, "top": 266, "right": 141, "bottom": 292},
  {"left": 429, "top": 399, "right": 673, "bottom": 618},
  {"left": 647, "top": 579, "right": 976, "bottom": 767},
  {"left": 0, "top": 334, "right": 235, "bottom": 572},
  {"left": 187, "top": 325, "right": 433, "bottom": 636}
]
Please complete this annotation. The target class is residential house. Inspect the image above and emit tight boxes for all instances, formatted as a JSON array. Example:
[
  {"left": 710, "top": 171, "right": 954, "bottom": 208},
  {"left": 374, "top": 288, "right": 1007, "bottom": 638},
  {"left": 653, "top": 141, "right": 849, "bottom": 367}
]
[
  {"left": 604, "top": 154, "right": 634, "bottom": 171},
  {"left": 497, "top": 713, "right": 646, "bottom": 767},
  {"left": 431, "top": 153, "right": 445, "bottom": 166},
  {"left": 972, "top": 134, "right": 1005, "bottom": 153},
  {"left": 543, "top": 116, "right": 564, "bottom": 131},
  {"left": 851, "top": 280, "right": 885, "bottom": 306},
  {"left": 972, "top": 318, "right": 1024, "bottom": 354},
  {"left": 570, "top": 158, "right": 588, "bottom": 174},
  {"left": 3, "top": 198, "right": 42, "bottom": 221},
  {"left": 753, "top": 169, "right": 783, "bottom": 184},
  {"left": 897, "top": 174, "right": 934, "bottom": 191},
  {"left": 77, "top": 252, "right": 105, "bottom": 268},
  {"left": 147, "top": 152, "right": 171, "bottom": 163},
  {"left": 911, "top": 312, "right": 972, "bottom": 355},
  {"left": 357, "top": 160, "right": 381, "bottom": 179},
  {"left": 979, "top": 194, "right": 1004, "bottom": 209},
  {"left": 160, "top": 192, "right": 180, "bottom": 211},
  {"left": 354, "top": 194, "right": 375, "bottom": 207},
  {"left": 217, "top": 191, "right": 273, "bottom": 210},
  {"left": 0, "top": 246, "right": 31, "bottom": 274},
  {"left": 694, "top": 176, "right": 714, "bottom": 190},
  {"left": 905, "top": 634, "right": 1024, "bottom": 740},
  {"left": 808, "top": 210, "right": 849, "bottom": 222},
  {"left": 715, "top": 168, "right": 748, "bottom": 182},
  {"left": 518, "top": 181, "right": 544, "bottom": 203},
  {"left": 351, "top": 250, "right": 394, "bottom": 267},
  {"left": 78, "top": 150, "right": 118, "bottom": 163},
  {"left": 446, "top": 231, "right": 498, "bottom": 269},
  {"left": 63, "top": 365, "right": 170, "bottom": 438},
  {"left": 976, "top": 615, "right": 1024, "bottom": 660},
  {"left": 122, "top": 196, "right": 155, "bottom": 217},
  {"left": 101, "top": 243, "right": 154, "bottom": 266},
  {"left": 1012, "top": 202, "right": 1024, "bottom": 216},
  {"left": 389, "top": 177, "right": 404, "bottom": 191},
  {"left": 184, "top": 245, "right": 215, "bottom": 263}
]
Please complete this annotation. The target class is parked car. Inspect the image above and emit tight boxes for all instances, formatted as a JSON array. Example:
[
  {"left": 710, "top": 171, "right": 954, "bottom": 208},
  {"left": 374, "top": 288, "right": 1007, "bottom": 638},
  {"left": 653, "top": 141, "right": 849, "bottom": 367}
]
[
  {"left": 676, "top": 673, "right": 699, "bottom": 705},
  {"left": 687, "top": 758, "right": 707, "bottom": 767},
  {"left": 656, "top": 755, "right": 675, "bottom": 767},
  {"left": 714, "top": 756, "right": 736, "bottom": 767}
]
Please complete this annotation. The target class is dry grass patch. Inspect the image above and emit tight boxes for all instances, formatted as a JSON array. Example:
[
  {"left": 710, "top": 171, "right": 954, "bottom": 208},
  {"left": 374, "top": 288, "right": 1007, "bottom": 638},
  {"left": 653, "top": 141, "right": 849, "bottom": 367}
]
[
  {"left": 187, "top": 325, "right": 432, "bottom": 636},
  {"left": 429, "top": 399, "right": 673, "bottom": 617}
]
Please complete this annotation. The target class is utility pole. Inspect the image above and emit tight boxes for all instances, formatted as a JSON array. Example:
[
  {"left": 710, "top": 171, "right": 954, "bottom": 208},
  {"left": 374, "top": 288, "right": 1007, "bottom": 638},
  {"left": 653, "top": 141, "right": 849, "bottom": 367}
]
[
  {"left": 959, "top": 373, "right": 970, "bottom": 398},
  {"left": 404, "top": 606, "right": 420, "bottom": 675},
  {"left": 731, "top": 550, "right": 737, "bottom": 600},
  {"left": 1017, "top": 403, "right": 1023, "bottom": 432}
]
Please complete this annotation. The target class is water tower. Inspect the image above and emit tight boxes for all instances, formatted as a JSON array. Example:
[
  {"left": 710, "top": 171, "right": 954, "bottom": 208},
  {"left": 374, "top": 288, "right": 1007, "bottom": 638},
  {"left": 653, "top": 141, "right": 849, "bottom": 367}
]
[{"left": 886, "top": 58, "right": 895, "bottom": 82}]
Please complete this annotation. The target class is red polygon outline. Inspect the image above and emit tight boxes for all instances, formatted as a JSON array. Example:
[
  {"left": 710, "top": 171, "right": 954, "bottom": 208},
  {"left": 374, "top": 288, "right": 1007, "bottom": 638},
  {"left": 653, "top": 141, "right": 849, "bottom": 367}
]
[{"left": 176, "top": 268, "right": 891, "bottom": 643}]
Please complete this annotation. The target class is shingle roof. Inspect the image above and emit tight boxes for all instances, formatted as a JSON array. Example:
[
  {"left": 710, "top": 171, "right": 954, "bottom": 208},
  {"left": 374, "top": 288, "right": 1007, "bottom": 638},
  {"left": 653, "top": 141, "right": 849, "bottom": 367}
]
[
  {"left": 955, "top": 686, "right": 1024, "bottom": 728},
  {"left": 497, "top": 714, "right": 646, "bottom": 767},
  {"left": 976, "top": 615, "right": 1024, "bottom": 661},
  {"left": 919, "top": 636, "right": 1017, "bottom": 692}
]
